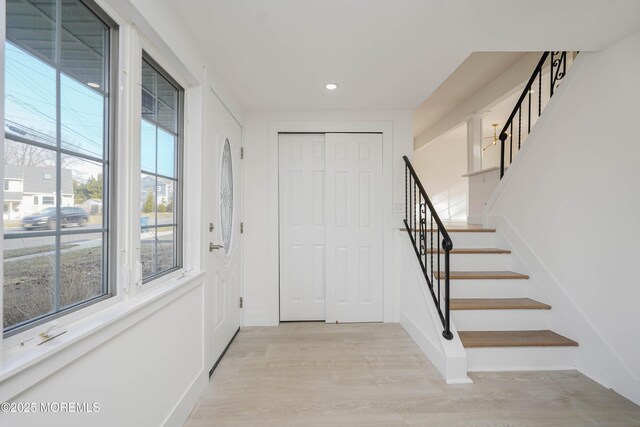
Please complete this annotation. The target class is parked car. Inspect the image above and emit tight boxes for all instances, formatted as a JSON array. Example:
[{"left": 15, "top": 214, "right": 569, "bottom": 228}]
[{"left": 21, "top": 207, "right": 89, "bottom": 230}]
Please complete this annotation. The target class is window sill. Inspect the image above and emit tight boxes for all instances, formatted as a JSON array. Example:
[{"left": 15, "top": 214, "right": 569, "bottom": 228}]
[{"left": 0, "top": 269, "right": 205, "bottom": 402}]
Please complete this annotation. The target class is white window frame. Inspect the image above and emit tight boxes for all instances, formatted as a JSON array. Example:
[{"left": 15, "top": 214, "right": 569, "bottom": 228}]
[
  {"left": 0, "top": 0, "right": 203, "bottom": 393},
  {"left": 128, "top": 35, "right": 192, "bottom": 293},
  {"left": 2, "top": 0, "right": 119, "bottom": 338}
]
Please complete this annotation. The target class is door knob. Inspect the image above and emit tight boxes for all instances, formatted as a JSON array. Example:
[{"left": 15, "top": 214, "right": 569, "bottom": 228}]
[
  {"left": 209, "top": 243, "right": 223, "bottom": 252},
  {"left": 209, "top": 223, "right": 214, "bottom": 232}
]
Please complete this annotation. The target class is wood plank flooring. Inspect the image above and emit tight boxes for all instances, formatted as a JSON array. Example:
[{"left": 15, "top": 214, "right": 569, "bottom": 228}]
[{"left": 184, "top": 323, "right": 640, "bottom": 426}]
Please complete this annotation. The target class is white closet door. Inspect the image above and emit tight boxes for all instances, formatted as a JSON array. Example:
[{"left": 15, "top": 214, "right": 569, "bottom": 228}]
[
  {"left": 325, "top": 133, "right": 383, "bottom": 323},
  {"left": 279, "top": 134, "right": 326, "bottom": 320}
]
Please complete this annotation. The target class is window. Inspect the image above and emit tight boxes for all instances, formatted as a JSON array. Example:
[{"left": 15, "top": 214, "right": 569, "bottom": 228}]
[
  {"left": 220, "top": 139, "right": 233, "bottom": 253},
  {"left": 140, "top": 53, "right": 183, "bottom": 282},
  {"left": 3, "top": 0, "right": 117, "bottom": 335},
  {"left": 3, "top": 180, "right": 9, "bottom": 191}
]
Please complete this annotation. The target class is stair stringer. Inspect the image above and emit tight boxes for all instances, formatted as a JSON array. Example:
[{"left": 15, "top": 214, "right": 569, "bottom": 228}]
[{"left": 398, "top": 232, "right": 471, "bottom": 384}]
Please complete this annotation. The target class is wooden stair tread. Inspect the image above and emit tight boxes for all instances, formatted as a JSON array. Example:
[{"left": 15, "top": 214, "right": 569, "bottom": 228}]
[
  {"left": 451, "top": 298, "right": 551, "bottom": 310},
  {"left": 426, "top": 248, "right": 511, "bottom": 255},
  {"left": 459, "top": 330, "right": 578, "bottom": 348},
  {"left": 436, "top": 271, "right": 530, "bottom": 280}
]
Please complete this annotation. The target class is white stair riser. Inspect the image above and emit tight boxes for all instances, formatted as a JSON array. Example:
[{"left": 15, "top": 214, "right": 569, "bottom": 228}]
[
  {"left": 448, "top": 232, "right": 497, "bottom": 248},
  {"left": 443, "top": 253, "right": 514, "bottom": 271},
  {"left": 451, "top": 280, "right": 528, "bottom": 298},
  {"left": 453, "top": 309, "right": 550, "bottom": 331},
  {"left": 466, "top": 346, "right": 577, "bottom": 371}
]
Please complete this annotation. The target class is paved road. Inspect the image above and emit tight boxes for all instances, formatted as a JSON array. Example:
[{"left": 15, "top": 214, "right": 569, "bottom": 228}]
[
  {"left": 3, "top": 226, "right": 174, "bottom": 253},
  {"left": 4, "top": 225, "right": 103, "bottom": 250}
]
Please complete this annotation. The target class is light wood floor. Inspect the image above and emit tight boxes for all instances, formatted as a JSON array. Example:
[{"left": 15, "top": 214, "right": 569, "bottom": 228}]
[{"left": 184, "top": 323, "right": 640, "bottom": 426}]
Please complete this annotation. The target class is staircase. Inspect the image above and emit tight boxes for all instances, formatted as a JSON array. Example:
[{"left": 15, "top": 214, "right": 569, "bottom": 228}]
[
  {"left": 403, "top": 52, "right": 581, "bottom": 373},
  {"left": 441, "top": 222, "right": 578, "bottom": 371}
]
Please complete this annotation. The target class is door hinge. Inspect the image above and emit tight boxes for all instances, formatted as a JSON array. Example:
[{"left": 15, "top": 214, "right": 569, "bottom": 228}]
[
  {"left": 240, "top": 147, "right": 244, "bottom": 159},
  {"left": 240, "top": 222, "right": 244, "bottom": 234},
  {"left": 239, "top": 297, "right": 243, "bottom": 309}
]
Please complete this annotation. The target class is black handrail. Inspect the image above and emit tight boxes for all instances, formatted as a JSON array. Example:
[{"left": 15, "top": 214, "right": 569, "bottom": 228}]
[
  {"left": 403, "top": 156, "right": 453, "bottom": 340},
  {"left": 499, "top": 51, "right": 573, "bottom": 178}
]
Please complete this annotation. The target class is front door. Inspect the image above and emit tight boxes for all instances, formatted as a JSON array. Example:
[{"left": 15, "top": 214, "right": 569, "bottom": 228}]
[{"left": 204, "top": 89, "right": 242, "bottom": 371}]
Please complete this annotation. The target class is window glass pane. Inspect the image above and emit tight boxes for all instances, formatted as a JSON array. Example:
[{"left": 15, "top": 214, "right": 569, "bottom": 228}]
[
  {"left": 60, "top": 232, "right": 104, "bottom": 309},
  {"left": 141, "top": 61, "right": 155, "bottom": 98},
  {"left": 60, "top": 0, "right": 108, "bottom": 90},
  {"left": 5, "top": 42, "right": 57, "bottom": 144},
  {"left": 157, "top": 128, "right": 175, "bottom": 177},
  {"left": 61, "top": 73, "right": 105, "bottom": 159},
  {"left": 157, "top": 100, "right": 176, "bottom": 133},
  {"left": 3, "top": 236, "right": 56, "bottom": 329},
  {"left": 156, "top": 226, "right": 175, "bottom": 274},
  {"left": 6, "top": 0, "right": 56, "bottom": 63},
  {"left": 140, "top": 119, "right": 156, "bottom": 173},
  {"left": 4, "top": 141, "right": 57, "bottom": 235},
  {"left": 156, "top": 176, "right": 175, "bottom": 225},
  {"left": 140, "top": 232, "right": 156, "bottom": 278},
  {"left": 141, "top": 88, "right": 156, "bottom": 123},
  {"left": 62, "top": 154, "right": 103, "bottom": 228},
  {"left": 140, "top": 173, "right": 157, "bottom": 227},
  {"left": 142, "top": 58, "right": 178, "bottom": 133},
  {"left": 4, "top": 0, "right": 114, "bottom": 333},
  {"left": 220, "top": 139, "right": 233, "bottom": 253},
  {"left": 140, "top": 54, "right": 181, "bottom": 283}
]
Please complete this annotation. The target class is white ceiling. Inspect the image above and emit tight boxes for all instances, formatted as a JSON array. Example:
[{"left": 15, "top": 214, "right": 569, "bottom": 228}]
[{"left": 170, "top": 0, "right": 640, "bottom": 111}]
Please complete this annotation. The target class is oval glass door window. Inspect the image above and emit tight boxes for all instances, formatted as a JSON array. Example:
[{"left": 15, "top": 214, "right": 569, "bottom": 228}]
[{"left": 220, "top": 138, "right": 233, "bottom": 253}]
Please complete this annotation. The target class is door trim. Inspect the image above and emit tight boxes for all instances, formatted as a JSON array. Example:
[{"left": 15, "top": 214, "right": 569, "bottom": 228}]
[{"left": 267, "top": 122, "right": 394, "bottom": 325}]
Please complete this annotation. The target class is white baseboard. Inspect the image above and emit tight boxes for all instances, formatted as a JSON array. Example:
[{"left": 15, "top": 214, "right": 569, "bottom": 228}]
[{"left": 163, "top": 370, "right": 208, "bottom": 427}]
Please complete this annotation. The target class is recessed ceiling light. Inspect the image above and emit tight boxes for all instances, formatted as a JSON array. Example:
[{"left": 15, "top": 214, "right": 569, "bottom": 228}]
[
  {"left": 325, "top": 83, "right": 338, "bottom": 90},
  {"left": 87, "top": 82, "right": 100, "bottom": 89}
]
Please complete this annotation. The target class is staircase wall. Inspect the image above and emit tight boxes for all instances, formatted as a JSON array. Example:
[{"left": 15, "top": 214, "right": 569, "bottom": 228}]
[
  {"left": 486, "top": 30, "right": 640, "bottom": 405},
  {"left": 398, "top": 231, "right": 470, "bottom": 384}
]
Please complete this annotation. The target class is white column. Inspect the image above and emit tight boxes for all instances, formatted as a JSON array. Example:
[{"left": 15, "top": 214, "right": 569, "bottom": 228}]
[{"left": 466, "top": 114, "right": 483, "bottom": 174}]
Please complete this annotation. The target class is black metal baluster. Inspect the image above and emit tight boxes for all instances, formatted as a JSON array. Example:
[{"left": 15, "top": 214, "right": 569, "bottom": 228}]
[
  {"left": 430, "top": 214, "right": 434, "bottom": 288},
  {"left": 437, "top": 229, "right": 441, "bottom": 310},
  {"left": 442, "top": 244, "right": 453, "bottom": 340},
  {"left": 409, "top": 173, "right": 412, "bottom": 234},
  {"left": 516, "top": 107, "right": 521, "bottom": 161},
  {"left": 405, "top": 165, "right": 408, "bottom": 224},
  {"left": 413, "top": 182, "right": 417, "bottom": 245},
  {"left": 527, "top": 87, "right": 531, "bottom": 136},
  {"left": 538, "top": 71, "right": 542, "bottom": 116},
  {"left": 550, "top": 52, "right": 555, "bottom": 97}
]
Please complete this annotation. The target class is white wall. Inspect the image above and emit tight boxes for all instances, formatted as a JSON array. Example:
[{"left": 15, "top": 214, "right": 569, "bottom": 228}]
[
  {"left": 413, "top": 125, "right": 467, "bottom": 220},
  {"left": 0, "top": 279, "right": 206, "bottom": 427},
  {"left": 242, "top": 110, "right": 413, "bottom": 326},
  {"left": 487, "top": 30, "right": 640, "bottom": 405},
  {"left": 398, "top": 231, "right": 469, "bottom": 384}
]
